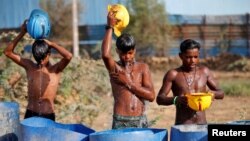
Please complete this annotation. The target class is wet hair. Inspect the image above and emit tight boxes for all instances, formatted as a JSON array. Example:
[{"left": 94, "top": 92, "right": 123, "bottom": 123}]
[
  {"left": 180, "top": 39, "right": 200, "bottom": 53},
  {"left": 32, "top": 40, "right": 50, "bottom": 64},
  {"left": 116, "top": 33, "right": 136, "bottom": 53}
]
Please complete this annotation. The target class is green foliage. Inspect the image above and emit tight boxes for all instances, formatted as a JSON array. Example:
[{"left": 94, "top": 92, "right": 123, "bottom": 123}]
[
  {"left": 58, "top": 58, "right": 111, "bottom": 97},
  {"left": 0, "top": 47, "right": 3, "bottom": 56},
  {"left": 219, "top": 79, "right": 250, "bottom": 96},
  {"left": 0, "top": 31, "right": 34, "bottom": 54},
  {"left": 40, "top": 0, "right": 83, "bottom": 41},
  {"left": 227, "top": 58, "right": 250, "bottom": 72},
  {"left": 52, "top": 58, "right": 111, "bottom": 125},
  {"left": 148, "top": 115, "right": 162, "bottom": 127},
  {"left": 0, "top": 32, "right": 33, "bottom": 102},
  {"left": 125, "top": 0, "right": 171, "bottom": 53},
  {"left": 0, "top": 58, "right": 27, "bottom": 102}
]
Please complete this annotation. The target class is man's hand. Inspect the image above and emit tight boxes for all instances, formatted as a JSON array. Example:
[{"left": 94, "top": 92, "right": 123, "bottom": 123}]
[
  {"left": 44, "top": 39, "right": 53, "bottom": 47},
  {"left": 176, "top": 95, "right": 188, "bottom": 106},
  {"left": 110, "top": 71, "right": 132, "bottom": 87},
  {"left": 21, "top": 20, "right": 28, "bottom": 33},
  {"left": 107, "top": 11, "right": 119, "bottom": 28}
]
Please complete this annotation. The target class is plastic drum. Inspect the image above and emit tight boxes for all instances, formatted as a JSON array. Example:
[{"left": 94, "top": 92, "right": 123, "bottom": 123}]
[
  {"left": 89, "top": 128, "right": 167, "bottom": 141},
  {"left": 227, "top": 120, "right": 250, "bottom": 125},
  {"left": 21, "top": 117, "right": 95, "bottom": 141},
  {"left": 26, "top": 9, "right": 51, "bottom": 39},
  {"left": 0, "top": 102, "right": 21, "bottom": 141},
  {"left": 170, "top": 124, "right": 208, "bottom": 141}
]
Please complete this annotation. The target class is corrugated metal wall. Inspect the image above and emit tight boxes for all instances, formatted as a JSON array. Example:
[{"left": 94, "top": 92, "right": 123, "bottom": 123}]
[
  {"left": 1, "top": 0, "right": 248, "bottom": 27},
  {"left": 0, "top": 0, "right": 40, "bottom": 29},
  {"left": 0, "top": 0, "right": 126, "bottom": 29},
  {"left": 79, "top": 0, "right": 125, "bottom": 25},
  {"left": 168, "top": 15, "right": 250, "bottom": 25}
]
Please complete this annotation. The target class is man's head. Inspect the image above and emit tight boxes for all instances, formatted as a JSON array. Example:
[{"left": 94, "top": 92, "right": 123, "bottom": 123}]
[
  {"left": 32, "top": 40, "right": 51, "bottom": 65},
  {"left": 179, "top": 39, "right": 200, "bottom": 69},
  {"left": 116, "top": 33, "right": 136, "bottom": 64}
]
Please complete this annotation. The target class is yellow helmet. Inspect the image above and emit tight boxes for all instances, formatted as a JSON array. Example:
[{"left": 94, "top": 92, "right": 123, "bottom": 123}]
[
  {"left": 108, "top": 4, "right": 129, "bottom": 37},
  {"left": 185, "top": 92, "right": 214, "bottom": 111}
]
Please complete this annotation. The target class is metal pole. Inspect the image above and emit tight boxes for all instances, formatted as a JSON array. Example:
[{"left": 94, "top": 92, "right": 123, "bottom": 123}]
[{"left": 72, "top": 0, "right": 79, "bottom": 57}]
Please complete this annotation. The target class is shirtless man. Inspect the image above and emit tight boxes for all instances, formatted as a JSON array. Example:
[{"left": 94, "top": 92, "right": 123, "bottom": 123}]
[
  {"left": 157, "top": 39, "right": 224, "bottom": 125},
  {"left": 4, "top": 20, "right": 72, "bottom": 121},
  {"left": 102, "top": 11, "right": 155, "bottom": 129}
]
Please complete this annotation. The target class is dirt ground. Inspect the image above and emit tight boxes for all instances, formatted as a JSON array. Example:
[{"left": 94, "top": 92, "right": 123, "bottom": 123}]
[{"left": 91, "top": 71, "right": 250, "bottom": 132}]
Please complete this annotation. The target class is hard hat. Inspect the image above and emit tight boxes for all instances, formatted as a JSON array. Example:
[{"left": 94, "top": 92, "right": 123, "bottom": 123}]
[
  {"left": 108, "top": 4, "right": 129, "bottom": 37},
  {"left": 27, "top": 9, "right": 51, "bottom": 39},
  {"left": 185, "top": 92, "right": 214, "bottom": 111}
]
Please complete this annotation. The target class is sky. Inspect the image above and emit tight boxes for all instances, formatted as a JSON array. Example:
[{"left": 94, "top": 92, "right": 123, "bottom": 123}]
[{"left": 165, "top": 0, "right": 250, "bottom": 15}]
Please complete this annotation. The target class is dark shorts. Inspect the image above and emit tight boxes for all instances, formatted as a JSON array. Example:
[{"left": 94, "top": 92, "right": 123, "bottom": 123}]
[
  {"left": 112, "top": 114, "right": 148, "bottom": 129},
  {"left": 24, "top": 109, "right": 55, "bottom": 121}
]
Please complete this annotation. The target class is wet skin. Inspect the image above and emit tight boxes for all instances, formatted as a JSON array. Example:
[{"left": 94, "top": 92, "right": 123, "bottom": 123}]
[
  {"left": 4, "top": 20, "right": 72, "bottom": 114},
  {"left": 25, "top": 62, "right": 61, "bottom": 114},
  {"left": 157, "top": 48, "right": 224, "bottom": 125},
  {"left": 102, "top": 11, "right": 155, "bottom": 116},
  {"left": 109, "top": 60, "right": 154, "bottom": 116}
]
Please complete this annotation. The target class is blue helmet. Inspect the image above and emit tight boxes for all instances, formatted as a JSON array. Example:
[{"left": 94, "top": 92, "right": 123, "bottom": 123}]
[{"left": 27, "top": 9, "right": 51, "bottom": 39}]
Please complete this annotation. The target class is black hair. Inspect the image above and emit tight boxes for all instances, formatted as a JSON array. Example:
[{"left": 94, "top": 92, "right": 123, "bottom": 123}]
[
  {"left": 180, "top": 39, "right": 200, "bottom": 53},
  {"left": 116, "top": 33, "right": 135, "bottom": 53},
  {"left": 32, "top": 40, "right": 50, "bottom": 64}
]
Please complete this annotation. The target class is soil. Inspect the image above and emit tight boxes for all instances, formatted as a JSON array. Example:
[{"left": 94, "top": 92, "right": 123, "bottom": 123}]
[{"left": 91, "top": 71, "right": 250, "bottom": 132}]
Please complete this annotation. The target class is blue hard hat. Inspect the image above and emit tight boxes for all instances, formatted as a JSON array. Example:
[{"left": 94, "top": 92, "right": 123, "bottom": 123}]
[{"left": 27, "top": 9, "right": 51, "bottom": 39}]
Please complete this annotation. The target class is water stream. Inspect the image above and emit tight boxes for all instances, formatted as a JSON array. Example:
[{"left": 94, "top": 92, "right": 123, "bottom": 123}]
[
  {"left": 38, "top": 65, "right": 42, "bottom": 115},
  {"left": 125, "top": 62, "right": 137, "bottom": 110}
]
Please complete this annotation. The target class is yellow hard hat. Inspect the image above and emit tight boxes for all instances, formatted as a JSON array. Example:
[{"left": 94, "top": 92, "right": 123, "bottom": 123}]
[
  {"left": 108, "top": 4, "right": 129, "bottom": 37},
  {"left": 185, "top": 92, "right": 214, "bottom": 111}
]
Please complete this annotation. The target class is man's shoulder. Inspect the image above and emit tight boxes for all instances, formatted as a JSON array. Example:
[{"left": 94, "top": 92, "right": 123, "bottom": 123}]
[
  {"left": 136, "top": 61, "right": 148, "bottom": 66},
  {"left": 133, "top": 61, "right": 150, "bottom": 69},
  {"left": 21, "top": 58, "right": 37, "bottom": 69},
  {"left": 164, "top": 68, "right": 179, "bottom": 79},
  {"left": 198, "top": 65, "right": 210, "bottom": 72},
  {"left": 167, "top": 67, "right": 179, "bottom": 74}
]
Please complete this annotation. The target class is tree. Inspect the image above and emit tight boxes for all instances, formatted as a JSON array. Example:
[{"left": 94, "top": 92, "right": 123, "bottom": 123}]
[
  {"left": 125, "top": 0, "right": 171, "bottom": 56},
  {"left": 40, "top": 0, "right": 82, "bottom": 42}
]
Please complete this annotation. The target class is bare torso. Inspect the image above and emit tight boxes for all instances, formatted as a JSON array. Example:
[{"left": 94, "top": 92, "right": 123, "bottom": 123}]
[
  {"left": 4, "top": 30, "right": 72, "bottom": 115},
  {"left": 172, "top": 66, "right": 208, "bottom": 124},
  {"left": 110, "top": 62, "right": 146, "bottom": 116},
  {"left": 26, "top": 63, "right": 60, "bottom": 114}
]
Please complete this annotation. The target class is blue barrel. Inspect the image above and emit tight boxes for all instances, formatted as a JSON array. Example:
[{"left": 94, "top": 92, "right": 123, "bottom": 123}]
[
  {"left": 170, "top": 124, "right": 207, "bottom": 141},
  {"left": 89, "top": 128, "right": 167, "bottom": 141},
  {"left": 21, "top": 117, "right": 95, "bottom": 141},
  {"left": 227, "top": 120, "right": 250, "bottom": 125},
  {"left": 0, "top": 102, "right": 21, "bottom": 141}
]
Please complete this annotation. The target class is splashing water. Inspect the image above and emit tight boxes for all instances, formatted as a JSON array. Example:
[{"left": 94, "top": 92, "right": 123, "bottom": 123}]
[
  {"left": 130, "top": 94, "right": 137, "bottom": 110},
  {"left": 125, "top": 62, "right": 137, "bottom": 110},
  {"left": 38, "top": 65, "right": 42, "bottom": 115}
]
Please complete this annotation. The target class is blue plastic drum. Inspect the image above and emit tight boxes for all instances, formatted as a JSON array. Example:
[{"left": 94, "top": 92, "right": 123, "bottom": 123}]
[
  {"left": 0, "top": 102, "right": 21, "bottom": 141},
  {"left": 27, "top": 9, "right": 51, "bottom": 39},
  {"left": 170, "top": 124, "right": 208, "bottom": 141},
  {"left": 21, "top": 117, "right": 95, "bottom": 141},
  {"left": 89, "top": 128, "right": 167, "bottom": 141},
  {"left": 227, "top": 120, "right": 250, "bottom": 125}
]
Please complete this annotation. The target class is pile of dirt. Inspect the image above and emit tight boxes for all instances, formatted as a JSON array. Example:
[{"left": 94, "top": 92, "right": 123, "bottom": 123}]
[
  {"left": 139, "top": 53, "right": 250, "bottom": 72},
  {"left": 138, "top": 56, "right": 181, "bottom": 72},
  {"left": 200, "top": 53, "right": 245, "bottom": 71}
]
